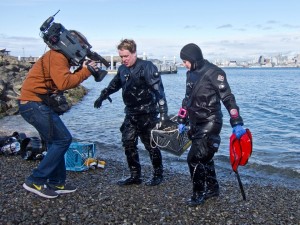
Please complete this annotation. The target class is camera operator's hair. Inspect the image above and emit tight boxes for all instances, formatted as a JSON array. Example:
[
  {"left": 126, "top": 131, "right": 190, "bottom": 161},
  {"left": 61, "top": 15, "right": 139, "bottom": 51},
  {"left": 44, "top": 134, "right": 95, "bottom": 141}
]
[
  {"left": 69, "top": 30, "right": 91, "bottom": 48},
  {"left": 117, "top": 39, "right": 136, "bottom": 53}
]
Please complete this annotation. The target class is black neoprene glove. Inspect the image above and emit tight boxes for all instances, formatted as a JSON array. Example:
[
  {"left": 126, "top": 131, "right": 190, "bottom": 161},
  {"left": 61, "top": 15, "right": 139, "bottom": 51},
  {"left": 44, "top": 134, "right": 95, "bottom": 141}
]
[{"left": 94, "top": 89, "right": 112, "bottom": 108}]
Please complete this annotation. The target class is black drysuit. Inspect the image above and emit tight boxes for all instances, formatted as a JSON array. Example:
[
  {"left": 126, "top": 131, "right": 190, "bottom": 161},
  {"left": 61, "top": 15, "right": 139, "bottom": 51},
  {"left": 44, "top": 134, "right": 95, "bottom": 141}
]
[
  {"left": 182, "top": 60, "right": 243, "bottom": 193},
  {"left": 99, "top": 58, "right": 168, "bottom": 177}
]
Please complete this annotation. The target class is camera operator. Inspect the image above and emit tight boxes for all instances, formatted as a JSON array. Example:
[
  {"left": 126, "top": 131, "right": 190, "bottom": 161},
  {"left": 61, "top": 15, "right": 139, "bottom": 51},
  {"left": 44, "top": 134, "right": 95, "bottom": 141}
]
[{"left": 18, "top": 30, "right": 98, "bottom": 199}]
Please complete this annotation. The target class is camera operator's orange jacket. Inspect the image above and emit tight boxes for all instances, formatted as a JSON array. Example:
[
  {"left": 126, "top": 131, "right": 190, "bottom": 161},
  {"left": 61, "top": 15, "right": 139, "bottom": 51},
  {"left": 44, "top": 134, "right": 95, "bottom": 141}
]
[{"left": 19, "top": 50, "right": 91, "bottom": 102}]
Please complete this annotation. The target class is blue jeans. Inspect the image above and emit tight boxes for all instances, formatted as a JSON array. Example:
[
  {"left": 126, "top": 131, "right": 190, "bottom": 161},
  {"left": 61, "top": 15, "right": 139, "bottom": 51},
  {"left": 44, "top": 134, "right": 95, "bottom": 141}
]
[{"left": 18, "top": 101, "right": 72, "bottom": 185}]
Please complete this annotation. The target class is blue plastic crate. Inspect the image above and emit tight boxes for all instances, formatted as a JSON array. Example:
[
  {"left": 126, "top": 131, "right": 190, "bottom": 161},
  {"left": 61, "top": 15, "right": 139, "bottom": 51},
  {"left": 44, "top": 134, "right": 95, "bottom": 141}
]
[{"left": 64, "top": 142, "right": 95, "bottom": 171}]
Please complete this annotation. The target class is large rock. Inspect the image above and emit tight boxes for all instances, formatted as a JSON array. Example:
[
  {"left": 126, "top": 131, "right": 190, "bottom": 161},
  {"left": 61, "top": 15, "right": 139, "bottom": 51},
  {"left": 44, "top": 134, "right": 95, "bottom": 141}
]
[{"left": 0, "top": 55, "right": 87, "bottom": 118}]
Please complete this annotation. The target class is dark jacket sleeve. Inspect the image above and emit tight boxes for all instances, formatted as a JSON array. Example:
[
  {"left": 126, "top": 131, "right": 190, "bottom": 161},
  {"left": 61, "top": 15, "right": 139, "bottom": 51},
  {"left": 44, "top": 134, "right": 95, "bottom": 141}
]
[
  {"left": 101, "top": 71, "right": 122, "bottom": 98},
  {"left": 144, "top": 61, "right": 168, "bottom": 117},
  {"left": 210, "top": 69, "right": 243, "bottom": 127}
]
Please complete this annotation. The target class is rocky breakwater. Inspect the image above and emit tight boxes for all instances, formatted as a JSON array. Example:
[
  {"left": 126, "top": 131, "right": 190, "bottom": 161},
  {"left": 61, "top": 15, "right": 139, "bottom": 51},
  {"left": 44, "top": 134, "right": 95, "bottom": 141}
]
[{"left": 0, "top": 55, "right": 88, "bottom": 118}]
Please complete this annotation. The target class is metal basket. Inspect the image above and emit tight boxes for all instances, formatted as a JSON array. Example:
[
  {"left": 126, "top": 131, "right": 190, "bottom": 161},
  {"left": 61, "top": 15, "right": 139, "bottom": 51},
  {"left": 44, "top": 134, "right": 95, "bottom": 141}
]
[
  {"left": 150, "top": 117, "right": 191, "bottom": 156},
  {"left": 64, "top": 142, "right": 95, "bottom": 171}
]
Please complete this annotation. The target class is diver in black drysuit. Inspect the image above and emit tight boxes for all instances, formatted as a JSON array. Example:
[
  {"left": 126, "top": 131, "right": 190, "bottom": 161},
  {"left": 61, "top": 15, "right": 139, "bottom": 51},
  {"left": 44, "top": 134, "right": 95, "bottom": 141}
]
[
  {"left": 94, "top": 58, "right": 168, "bottom": 186},
  {"left": 178, "top": 43, "right": 245, "bottom": 206}
]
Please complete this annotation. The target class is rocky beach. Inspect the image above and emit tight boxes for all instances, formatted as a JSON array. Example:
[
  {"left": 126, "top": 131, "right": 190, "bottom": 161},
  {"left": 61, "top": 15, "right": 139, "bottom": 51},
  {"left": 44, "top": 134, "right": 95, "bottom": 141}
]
[
  {"left": 0, "top": 151, "right": 299, "bottom": 224},
  {"left": 1, "top": 118, "right": 299, "bottom": 224},
  {"left": 0, "top": 118, "right": 299, "bottom": 224}
]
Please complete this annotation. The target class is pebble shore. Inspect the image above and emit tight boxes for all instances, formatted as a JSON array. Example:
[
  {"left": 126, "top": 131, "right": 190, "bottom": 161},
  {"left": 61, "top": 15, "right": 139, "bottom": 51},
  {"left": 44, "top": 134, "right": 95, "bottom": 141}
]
[{"left": 0, "top": 154, "right": 299, "bottom": 225}]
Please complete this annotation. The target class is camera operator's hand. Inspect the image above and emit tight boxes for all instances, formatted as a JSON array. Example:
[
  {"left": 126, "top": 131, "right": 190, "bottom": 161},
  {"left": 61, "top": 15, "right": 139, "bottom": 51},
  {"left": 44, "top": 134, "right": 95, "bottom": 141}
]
[{"left": 83, "top": 60, "right": 98, "bottom": 71}]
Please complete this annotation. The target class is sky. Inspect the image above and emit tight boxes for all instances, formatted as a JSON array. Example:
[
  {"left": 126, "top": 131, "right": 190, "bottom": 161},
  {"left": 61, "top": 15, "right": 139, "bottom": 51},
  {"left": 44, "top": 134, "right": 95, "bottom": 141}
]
[{"left": 1, "top": 0, "right": 300, "bottom": 62}]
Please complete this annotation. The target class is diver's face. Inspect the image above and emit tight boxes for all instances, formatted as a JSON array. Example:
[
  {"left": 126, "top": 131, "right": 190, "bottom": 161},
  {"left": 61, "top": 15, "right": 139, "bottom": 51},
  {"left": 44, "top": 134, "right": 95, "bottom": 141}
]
[
  {"left": 182, "top": 60, "right": 192, "bottom": 70},
  {"left": 119, "top": 49, "right": 137, "bottom": 67}
]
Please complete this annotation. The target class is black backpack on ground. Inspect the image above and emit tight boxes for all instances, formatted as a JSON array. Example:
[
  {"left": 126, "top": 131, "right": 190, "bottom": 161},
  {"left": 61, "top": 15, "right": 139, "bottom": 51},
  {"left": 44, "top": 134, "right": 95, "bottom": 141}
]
[{"left": 20, "top": 137, "right": 47, "bottom": 160}]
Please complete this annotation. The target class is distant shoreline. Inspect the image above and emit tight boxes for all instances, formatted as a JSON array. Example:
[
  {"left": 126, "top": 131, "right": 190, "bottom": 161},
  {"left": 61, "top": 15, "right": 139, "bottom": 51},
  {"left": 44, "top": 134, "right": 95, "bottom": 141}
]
[{"left": 194, "top": 65, "right": 300, "bottom": 69}]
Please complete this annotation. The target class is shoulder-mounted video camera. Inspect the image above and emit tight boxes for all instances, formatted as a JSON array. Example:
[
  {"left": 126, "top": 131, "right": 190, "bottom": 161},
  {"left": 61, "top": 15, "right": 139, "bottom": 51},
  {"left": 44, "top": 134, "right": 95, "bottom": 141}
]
[{"left": 40, "top": 10, "right": 109, "bottom": 82}]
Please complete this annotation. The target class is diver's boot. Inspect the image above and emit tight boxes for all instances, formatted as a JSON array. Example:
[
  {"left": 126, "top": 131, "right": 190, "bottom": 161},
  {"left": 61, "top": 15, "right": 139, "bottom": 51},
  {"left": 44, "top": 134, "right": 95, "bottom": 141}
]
[
  {"left": 187, "top": 163, "right": 206, "bottom": 206},
  {"left": 186, "top": 191, "right": 205, "bottom": 206},
  {"left": 145, "top": 148, "right": 163, "bottom": 186},
  {"left": 117, "top": 173, "right": 142, "bottom": 186},
  {"left": 187, "top": 181, "right": 206, "bottom": 206},
  {"left": 205, "top": 188, "right": 219, "bottom": 199},
  {"left": 205, "top": 178, "right": 220, "bottom": 199},
  {"left": 205, "top": 160, "right": 220, "bottom": 199},
  {"left": 117, "top": 148, "right": 142, "bottom": 186},
  {"left": 145, "top": 165, "right": 163, "bottom": 186}
]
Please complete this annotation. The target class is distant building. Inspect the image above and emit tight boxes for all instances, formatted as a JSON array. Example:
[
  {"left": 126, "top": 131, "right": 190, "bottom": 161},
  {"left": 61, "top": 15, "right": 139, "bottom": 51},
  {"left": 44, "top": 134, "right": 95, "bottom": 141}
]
[
  {"left": 20, "top": 56, "right": 39, "bottom": 63},
  {"left": 258, "top": 55, "right": 265, "bottom": 65},
  {"left": 228, "top": 60, "right": 238, "bottom": 67},
  {"left": 0, "top": 48, "right": 10, "bottom": 56},
  {"left": 290, "top": 54, "right": 300, "bottom": 65}
]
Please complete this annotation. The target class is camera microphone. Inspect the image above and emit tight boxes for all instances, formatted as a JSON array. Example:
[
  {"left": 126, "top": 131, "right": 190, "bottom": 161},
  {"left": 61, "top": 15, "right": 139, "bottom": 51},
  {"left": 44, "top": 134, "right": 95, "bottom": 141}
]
[{"left": 40, "top": 10, "right": 60, "bottom": 32}]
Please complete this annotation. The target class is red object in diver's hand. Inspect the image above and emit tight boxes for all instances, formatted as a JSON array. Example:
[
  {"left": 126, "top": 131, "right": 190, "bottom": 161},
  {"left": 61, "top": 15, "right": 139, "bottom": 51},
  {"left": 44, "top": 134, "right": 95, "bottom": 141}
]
[
  {"left": 229, "top": 128, "right": 253, "bottom": 201},
  {"left": 229, "top": 129, "right": 253, "bottom": 172}
]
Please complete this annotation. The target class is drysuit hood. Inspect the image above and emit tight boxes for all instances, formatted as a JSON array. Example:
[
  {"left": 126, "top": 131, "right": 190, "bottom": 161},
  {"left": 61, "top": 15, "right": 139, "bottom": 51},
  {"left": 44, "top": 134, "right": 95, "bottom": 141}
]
[{"left": 180, "top": 43, "right": 204, "bottom": 70}]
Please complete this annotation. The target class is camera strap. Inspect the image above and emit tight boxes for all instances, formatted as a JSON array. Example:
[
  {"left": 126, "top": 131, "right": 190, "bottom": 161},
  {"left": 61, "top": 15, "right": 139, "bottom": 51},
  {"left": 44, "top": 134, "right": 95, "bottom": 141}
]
[{"left": 39, "top": 53, "right": 55, "bottom": 140}]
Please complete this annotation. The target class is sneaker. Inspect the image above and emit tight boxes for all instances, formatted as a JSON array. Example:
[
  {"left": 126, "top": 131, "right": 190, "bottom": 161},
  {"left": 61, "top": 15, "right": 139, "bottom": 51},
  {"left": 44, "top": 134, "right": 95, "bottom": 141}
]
[
  {"left": 23, "top": 182, "right": 58, "bottom": 199},
  {"left": 48, "top": 183, "right": 77, "bottom": 194}
]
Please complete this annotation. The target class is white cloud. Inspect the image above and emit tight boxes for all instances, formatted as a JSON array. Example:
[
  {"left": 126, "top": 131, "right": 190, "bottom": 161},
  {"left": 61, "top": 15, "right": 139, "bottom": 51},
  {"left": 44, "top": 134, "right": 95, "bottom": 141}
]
[{"left": 1, "top": 30, "right": 300, "bottom": 63}]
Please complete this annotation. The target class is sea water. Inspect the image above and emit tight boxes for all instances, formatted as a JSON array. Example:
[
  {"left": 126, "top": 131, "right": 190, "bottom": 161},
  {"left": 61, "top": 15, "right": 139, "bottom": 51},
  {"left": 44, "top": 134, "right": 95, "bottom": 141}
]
[
  {"left": 2, "top": 67, "right": 299, "bottom": 188},
  {"left": 61, "top": 67, "right": 300, "bottom": 188}
]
